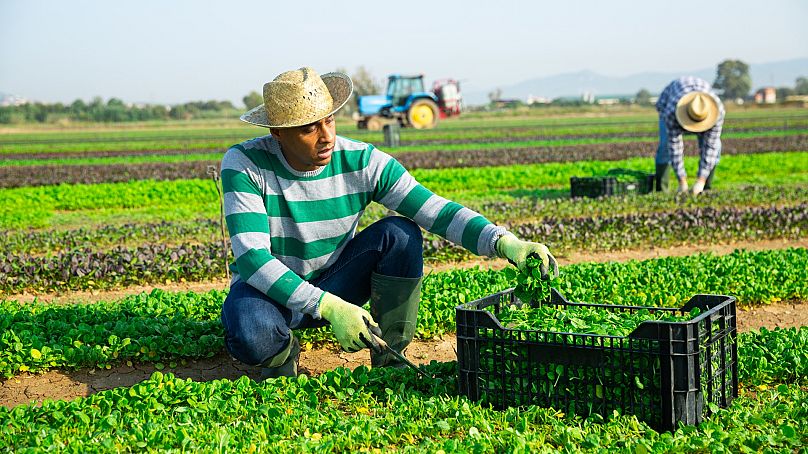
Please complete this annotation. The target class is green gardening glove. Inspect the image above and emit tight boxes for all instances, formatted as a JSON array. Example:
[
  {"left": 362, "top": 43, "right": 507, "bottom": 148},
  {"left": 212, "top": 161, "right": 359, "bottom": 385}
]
[
  {"left": 496, "top": 233, "right": 559, "bottom": 280},
  {"left": 318, "top": 292, "right": 383, "bottom": 353}
]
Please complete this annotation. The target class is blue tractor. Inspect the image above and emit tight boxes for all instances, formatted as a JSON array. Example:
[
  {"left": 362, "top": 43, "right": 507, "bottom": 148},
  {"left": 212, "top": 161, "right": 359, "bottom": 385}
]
[{"left": 355, "top": 74, "right": 461, "bottom": 130}]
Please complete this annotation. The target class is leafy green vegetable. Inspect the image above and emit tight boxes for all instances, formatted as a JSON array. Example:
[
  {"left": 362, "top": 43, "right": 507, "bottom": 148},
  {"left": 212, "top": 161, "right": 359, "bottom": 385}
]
[
  {"left": 0, "top": 357, "right": 805, "bottom": 451},
  {"left": 0, "top": 248, "right": 804, "bottom": 377}
]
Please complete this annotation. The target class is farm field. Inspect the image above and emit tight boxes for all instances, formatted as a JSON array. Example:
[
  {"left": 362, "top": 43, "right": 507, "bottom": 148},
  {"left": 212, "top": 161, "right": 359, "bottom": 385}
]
[{"left": 1, "top": 107, "right": 806, "bottom": 451}]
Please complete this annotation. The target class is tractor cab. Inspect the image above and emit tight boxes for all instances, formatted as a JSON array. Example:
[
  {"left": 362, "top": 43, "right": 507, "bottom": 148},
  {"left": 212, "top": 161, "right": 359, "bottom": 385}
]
[{"left": 387, "top": 75, "right": 426, "bottom": 107}]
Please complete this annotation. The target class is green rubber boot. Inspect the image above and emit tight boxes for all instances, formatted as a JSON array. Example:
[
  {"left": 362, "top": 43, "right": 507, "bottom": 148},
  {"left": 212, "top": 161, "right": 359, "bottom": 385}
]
[
  {"left": 369, "top": 272, "right": 423, "bottom": 368},
  {"left": 259, "top": 336, "right": 299, "bottom": 380},
  {"left": 705, "top": 167, "right": 716, "bottom": 191},
  {"left": 655, "top": 163, "right": 671, "bottom": 192}
]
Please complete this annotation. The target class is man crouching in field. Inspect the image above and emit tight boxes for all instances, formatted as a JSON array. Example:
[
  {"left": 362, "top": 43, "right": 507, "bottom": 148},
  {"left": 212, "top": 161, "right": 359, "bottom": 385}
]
[{"left": 219, "top": 67, "right": 558, "bottom": 379}]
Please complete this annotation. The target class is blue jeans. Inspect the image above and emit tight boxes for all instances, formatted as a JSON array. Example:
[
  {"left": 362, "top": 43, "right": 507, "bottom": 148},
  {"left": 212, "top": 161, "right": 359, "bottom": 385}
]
[
  {"left": 657, "top": 117, "right": 710, "bottom": 165},
  {"left": 220, "top": 216, "right": 424, "bottom": 366},
  {"left": 656, "top": 117, "right": 716, "bottom": 189}
]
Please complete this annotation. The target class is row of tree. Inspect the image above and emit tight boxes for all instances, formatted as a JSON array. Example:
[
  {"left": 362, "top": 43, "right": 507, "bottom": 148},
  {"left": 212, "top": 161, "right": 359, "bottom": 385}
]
[
  {"left": 2, "top": 66, "right": 384, "bottom": 125},
  {"left": 0, "top": 97, "right": 238, "bottom": 124},
  {"left": 4, "top": 62, "right": 804, "bottom": 124},
  {"left": 636, "top": 60, "right": 808, "bottom": 105},
  {"left": 242, "top": 66, "right": 383, "bottom": 118},
  {"left": 773, "top": 77, "right": 808, "bottom": 100}
]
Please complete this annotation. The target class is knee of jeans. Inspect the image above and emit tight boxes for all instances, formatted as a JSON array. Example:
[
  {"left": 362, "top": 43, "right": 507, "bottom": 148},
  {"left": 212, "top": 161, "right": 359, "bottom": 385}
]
[
  {"left": 387, "top": 217, "right": 423, "bottom": 246},
  {"left": 227, "top": 323, "right": 290, "bottom": 366},
  {"left": 655, "top": 146, "right": 669, "bottom": 164}
]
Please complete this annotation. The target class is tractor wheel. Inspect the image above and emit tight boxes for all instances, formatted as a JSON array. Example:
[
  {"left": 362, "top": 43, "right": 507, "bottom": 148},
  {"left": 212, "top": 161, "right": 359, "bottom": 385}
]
[
  {"left": 366, "top": 117, "right": 384, "bottom": 131},
  {"left": 407, "top": 99, "right": 438, "bottom": 129}
]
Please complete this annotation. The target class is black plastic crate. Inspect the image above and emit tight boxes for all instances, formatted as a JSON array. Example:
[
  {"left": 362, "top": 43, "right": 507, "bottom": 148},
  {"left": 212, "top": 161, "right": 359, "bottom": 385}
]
[
  {"left": 456, "top": 288, "right": 738, "bottom": 432},
  {"left": 570, "top": 168, "right": 656, "bottom": 198}
]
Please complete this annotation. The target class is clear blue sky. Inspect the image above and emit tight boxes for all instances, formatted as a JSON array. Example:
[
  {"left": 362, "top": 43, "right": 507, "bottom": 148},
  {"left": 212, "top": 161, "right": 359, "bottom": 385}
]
[{"left": 2, "top": 0, "right": 807, "bottom": 106}]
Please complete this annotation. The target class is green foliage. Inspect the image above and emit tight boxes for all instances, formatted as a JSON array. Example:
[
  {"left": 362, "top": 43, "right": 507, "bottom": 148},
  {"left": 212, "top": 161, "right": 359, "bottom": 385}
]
[
  {"left": 413, "top": 152, "right": 808, "bottom": 196},
  {"left": 496, "top": 302, "right": 694, "bottom": 336},
  {"left": 0, "top": 363, "right": 804, "bottom": 451},
  {"left": 795, "top": 76, "right": 808, "bottom": 96},
  {"left": 3, "top": 151, "right": 803, "bottom": 231},
  {"left": 506, "top": 254, "right": 552, "bottom": 305},
  {"left": 2, "top": 121, "right": 806, "bottom": 156},
  {"left": 0, "top": 179, "right": 218, "bottom": 229},
  {"left": 550, "top": 248, "right": 807, "bottom": 308},
  {"left": 0, "top": 289, "right": 225, "bottom": 377},
  {"left": 635, "top": 88, "right": 652, "bottom": 105},
  {"left": 0, "top": 98, "right": 238, "bottom": 124},
  {"left": 739, "top": 327, "right": 808, "bottom": 385},
  {"left": 350, "top": 66, "right": 384, "bottom": 98},
  {"left": 242, "top": 91, "right": 263, "bottom": 110},
  {"left": 713, "top": 59, "right": 752, "bottom": 100},
  {"left": 0, "top": 248, "right": 804, "bottom": 377}
]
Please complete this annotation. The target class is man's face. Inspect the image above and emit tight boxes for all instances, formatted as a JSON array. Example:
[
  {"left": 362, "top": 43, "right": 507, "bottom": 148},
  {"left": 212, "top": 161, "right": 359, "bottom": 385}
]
[{"left": 272, "top": 115, "right": 336, "bottom": 171}]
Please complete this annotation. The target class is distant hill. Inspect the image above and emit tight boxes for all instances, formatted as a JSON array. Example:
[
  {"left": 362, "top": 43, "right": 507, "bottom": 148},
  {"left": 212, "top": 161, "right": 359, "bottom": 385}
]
[{"left": 463, "top": 58, "right": 808, "bottom": 106}]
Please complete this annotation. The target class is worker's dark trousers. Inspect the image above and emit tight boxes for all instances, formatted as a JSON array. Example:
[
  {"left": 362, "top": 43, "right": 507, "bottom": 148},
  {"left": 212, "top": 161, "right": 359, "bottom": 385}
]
[
  {"left": 220, "top": 216, "right": 424, "bottom": 367},
  {"left": 655, "top": 117, "right": 719, "bottom": 191}
]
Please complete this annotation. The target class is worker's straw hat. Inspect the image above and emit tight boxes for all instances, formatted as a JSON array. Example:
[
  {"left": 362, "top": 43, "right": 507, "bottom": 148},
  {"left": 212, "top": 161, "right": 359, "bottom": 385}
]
[
  {"left": 675, "top": 91, "right": 720, "bottom": 133},
  {"left": 240, "top": 67, "right": 353, "bottom": 128}
]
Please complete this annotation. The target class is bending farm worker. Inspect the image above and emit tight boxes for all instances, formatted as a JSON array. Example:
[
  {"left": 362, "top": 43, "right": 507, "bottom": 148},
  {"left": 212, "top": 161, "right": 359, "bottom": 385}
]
[
  {"left": 654, "top": 76, "right": 725, "bottom": 195},
  {"left": 220, "top": 67, "right": 558, "bottom": 379}
]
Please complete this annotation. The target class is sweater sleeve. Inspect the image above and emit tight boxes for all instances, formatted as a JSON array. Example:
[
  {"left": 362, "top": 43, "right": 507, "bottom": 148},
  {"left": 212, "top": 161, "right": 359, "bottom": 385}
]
[
  {"left": 221, "top": 147, "right": 325, "bottom": 317},
  {"left": 698, "top": 120, "right": 723, "bottom": 179},
  {"left": 665, "top": 115, "right": 687, "bottom": 180},
  {"left": 368, "top": 148, "right": 506, "bottom": 256}
]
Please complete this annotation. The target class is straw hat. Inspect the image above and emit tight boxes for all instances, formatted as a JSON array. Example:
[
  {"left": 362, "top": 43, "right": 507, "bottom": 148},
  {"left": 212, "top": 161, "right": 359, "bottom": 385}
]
[
  {"left": 675, "top": 91, "right": 720, "bottom": 133},
  {"left": 240, "top": 67, "right": 353, "bottom": 128}
]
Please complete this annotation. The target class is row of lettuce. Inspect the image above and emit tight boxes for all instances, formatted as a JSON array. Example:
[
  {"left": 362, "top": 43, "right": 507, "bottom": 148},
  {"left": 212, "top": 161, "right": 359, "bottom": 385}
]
[
  {"left": 1, "top": 151, "right": 805, "bottom": 230},
  {"left": 0, "top": 135, "right": 804, "bottom": 167},
  {"left": 2, "top": 111, "right": 805, "bottom": 142},
  {"left": 2, "top": 247, "right": 805, "bottom": 377},
  {"left": 2, "top": 111, "right": 806, "bottom": 151},
  {"left": 0, "top": 130, "right": 808, "bottom": 175},
  {"left": 2, "top": 202, "right": 804, "bottom": 295},
  {"left": 2, "top": 135, "right": 806, "bottom": 189},
  {"left": 2, "top": 185, "right": 803, "bottom": 255},
  {"left": 1, "top": 340, "right": 805, "bottom": 451},
  {"left": 1, "top": 178, "right": 805, "bottom": 296}
]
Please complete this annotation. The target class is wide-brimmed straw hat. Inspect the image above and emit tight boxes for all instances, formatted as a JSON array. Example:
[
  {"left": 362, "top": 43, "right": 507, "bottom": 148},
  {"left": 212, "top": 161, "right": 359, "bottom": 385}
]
[
  {"left": 240, "top": 67, "right": 353, "bottom": 128},
  {"left": 675, "top": 91, "right": 720, "bottom": 133}
]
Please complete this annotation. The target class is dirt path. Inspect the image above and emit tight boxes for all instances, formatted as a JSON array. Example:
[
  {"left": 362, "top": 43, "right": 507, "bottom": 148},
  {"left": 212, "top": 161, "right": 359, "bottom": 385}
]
[
  {"left": 1, "top": 300, "right": 805, "bottom": 409},
  {"left": 9, "top": 238, "right": 805, "bottom": 305}
]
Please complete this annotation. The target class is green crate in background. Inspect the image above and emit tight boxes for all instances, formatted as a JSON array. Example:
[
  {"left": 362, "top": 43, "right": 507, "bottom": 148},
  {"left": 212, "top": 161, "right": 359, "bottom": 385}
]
[{"left": 571, "top": 168, "right": 656, "bottom": 198}]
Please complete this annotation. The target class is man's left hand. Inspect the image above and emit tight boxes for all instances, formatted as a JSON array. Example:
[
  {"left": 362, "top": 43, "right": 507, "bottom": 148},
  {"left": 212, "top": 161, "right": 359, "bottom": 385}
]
[
  {"left": 496, "top": 234, "right": 559, "bottom": 280},
  {"left": 692, "top": 177, "right": 707, "bottom": 196}
]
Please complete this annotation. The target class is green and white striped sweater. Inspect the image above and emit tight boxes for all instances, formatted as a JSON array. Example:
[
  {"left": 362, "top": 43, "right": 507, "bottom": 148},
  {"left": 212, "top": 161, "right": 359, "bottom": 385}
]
[{"left": 221, "top": 134, "right": 507, "bottom": 316}]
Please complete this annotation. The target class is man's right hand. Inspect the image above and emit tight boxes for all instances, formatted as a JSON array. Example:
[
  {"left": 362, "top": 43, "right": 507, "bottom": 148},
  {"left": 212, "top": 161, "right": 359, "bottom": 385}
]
[
  {"left": 692, "top": 177, "right": 707, "bottom": 195},
  {"left": 677, "top": 177, "right": 689, "bottom": 193},
  {"left": 318, "top": 293, "right": 381, "bottom": 352}
]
